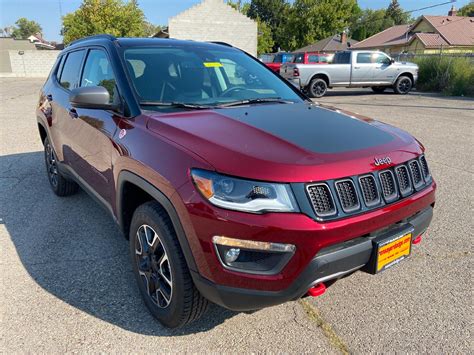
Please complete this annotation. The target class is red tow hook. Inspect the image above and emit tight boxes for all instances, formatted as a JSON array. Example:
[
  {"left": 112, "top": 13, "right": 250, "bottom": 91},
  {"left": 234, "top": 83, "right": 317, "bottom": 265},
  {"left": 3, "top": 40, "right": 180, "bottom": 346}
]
[
  {"left": 307, "top": 283, "right": 326, "bottom": 297},
  {"left": 413, "top": 235, "right": 422, "bottom": 245}
]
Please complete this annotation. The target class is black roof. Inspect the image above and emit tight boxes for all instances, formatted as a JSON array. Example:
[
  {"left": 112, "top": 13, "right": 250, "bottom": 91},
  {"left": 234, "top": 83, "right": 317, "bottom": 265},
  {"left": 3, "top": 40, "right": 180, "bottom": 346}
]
[{"left": 67, "top": 34, "right": 235, "bottom": 51}]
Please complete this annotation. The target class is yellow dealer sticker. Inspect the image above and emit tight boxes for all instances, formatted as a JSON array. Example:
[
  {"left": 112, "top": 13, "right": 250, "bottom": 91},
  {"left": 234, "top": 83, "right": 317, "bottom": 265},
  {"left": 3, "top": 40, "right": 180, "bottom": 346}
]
[
  {"left": 204, "top": 62, "right": 223, "bottom": 68},
  {"left": 376, "top": 233, "right": 411, "bottom": 272}
]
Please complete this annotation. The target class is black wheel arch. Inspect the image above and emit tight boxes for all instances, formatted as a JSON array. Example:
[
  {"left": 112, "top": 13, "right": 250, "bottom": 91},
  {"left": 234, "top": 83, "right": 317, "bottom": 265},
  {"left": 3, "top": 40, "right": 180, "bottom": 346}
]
[
  {"left": 117, "top": 170, "right": 198, "bottom": 272},
  {"left": 38, "top": 121, "right": 47, "bottom": 145},
  {"left": 309, "top": 73, "right": 330, "bottom": 87},
  {"left": 396, "top": 72, "right": 414, "bottom": 84}
]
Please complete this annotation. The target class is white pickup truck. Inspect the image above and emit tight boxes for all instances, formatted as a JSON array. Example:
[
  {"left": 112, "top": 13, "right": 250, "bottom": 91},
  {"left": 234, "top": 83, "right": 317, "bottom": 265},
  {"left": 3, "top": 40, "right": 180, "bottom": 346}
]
[{"left": 280, "top": 50, "right": 419, "bottom": 98}]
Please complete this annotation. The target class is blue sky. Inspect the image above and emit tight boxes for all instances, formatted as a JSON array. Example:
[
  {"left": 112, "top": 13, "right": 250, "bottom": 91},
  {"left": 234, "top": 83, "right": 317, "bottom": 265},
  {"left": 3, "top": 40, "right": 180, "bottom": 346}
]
[{"left": 0, "top": 0, "right": 469, "bottom": 42}]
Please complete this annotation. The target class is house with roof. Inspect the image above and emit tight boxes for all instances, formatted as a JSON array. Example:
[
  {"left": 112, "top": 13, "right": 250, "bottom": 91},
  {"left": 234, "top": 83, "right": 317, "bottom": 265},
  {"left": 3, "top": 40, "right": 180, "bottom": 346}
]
[
  {"left": 154, "top": 0, "right": 257, "bottom": 56},
  {"left": 352, "top": 6, "right": 474, "bottom": 55},
  {"left": 295, "top": 32, "right": 358, "bottom": 53}
]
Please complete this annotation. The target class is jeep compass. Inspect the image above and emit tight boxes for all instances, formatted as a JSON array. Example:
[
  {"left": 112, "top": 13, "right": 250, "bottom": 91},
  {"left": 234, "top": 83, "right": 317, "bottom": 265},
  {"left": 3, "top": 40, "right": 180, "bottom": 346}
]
[{"left": 37, "top": 35, "right": 436, "bottom": 328}]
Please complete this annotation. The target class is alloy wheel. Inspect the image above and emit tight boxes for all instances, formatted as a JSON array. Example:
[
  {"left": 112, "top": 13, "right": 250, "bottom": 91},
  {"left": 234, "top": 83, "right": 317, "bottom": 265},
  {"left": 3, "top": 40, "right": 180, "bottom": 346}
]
[
  {"left": 398, "top": 78, "right": 412, "bottom": 93},
  {"left": 135, "top": 224, "right": 173, "bottom": 308},
  {"left": 312, "top": 81, "right": 326, "bottom": 97}
]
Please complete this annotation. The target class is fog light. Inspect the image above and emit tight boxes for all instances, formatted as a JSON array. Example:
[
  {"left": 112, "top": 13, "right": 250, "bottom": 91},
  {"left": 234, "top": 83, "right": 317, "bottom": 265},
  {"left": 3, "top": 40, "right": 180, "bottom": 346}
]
[
  {"left": 212, "top": 236, "right": 295, "bottom": 275},
  {"left": 225, "top": 248, "right": 240, "bottom": 263}
]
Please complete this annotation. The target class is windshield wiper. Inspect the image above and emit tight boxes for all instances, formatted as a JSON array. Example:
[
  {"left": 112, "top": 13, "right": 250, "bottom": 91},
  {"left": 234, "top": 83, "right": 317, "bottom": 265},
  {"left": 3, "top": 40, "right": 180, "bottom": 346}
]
[
  {"left": 140, "top": 101, "right": 212, "bottom": 110},
  {"left": 216, "top": 98, "right": 295, "bottom": 108}
]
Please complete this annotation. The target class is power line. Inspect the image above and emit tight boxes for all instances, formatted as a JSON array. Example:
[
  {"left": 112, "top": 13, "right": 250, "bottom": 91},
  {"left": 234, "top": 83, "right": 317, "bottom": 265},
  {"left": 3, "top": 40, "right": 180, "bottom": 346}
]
[{"left": 404, "top": 0, "right": 457, "bottom": 15}]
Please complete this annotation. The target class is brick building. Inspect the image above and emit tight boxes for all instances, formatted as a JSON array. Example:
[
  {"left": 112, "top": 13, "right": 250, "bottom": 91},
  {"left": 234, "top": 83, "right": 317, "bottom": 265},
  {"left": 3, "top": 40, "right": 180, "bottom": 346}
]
[{"left": 167, "top": 0, "right": 258, "bottom": 56}]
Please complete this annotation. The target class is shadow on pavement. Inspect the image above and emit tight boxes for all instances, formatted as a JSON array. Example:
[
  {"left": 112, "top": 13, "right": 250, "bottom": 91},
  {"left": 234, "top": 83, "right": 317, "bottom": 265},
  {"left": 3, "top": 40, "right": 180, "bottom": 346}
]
[{"left": 0, "top": 151, "right": 237, "bottom": 336}]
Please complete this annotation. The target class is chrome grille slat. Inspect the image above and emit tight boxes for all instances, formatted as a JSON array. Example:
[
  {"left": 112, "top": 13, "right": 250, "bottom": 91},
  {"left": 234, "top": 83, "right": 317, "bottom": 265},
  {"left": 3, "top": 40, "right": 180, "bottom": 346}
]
[
  {"left": 335, "top": 179, "right": 360, "bottom": 213},
  {"left": 408, "top": 160, "right": 424, "bottom": 189},
  {"left": 358, "top": 175, "right": 380, "bottom": 207},
  {"left": 378, "top": 170, "right": 398, "bottom": 202},
  {"left": 419, "top": 155, "right": 431, "bottom": 181},
  {"left": 306, "top": 183, "right": 336, "bottom": 217},
  {"left": 395, "top": 165, "right": 412, "bottom": 196}
]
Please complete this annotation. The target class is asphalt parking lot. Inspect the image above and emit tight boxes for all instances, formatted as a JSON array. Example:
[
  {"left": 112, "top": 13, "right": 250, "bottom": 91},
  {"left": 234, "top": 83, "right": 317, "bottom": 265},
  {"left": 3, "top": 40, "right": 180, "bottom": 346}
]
[{"left": 1, "top": 78, "right": 473, "bottom": 353}]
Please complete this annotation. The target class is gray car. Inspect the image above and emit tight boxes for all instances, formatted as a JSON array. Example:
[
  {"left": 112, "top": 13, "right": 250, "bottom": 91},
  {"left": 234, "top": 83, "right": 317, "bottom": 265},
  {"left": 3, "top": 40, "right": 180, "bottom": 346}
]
[{"left": 280, "top": 50, "right": 419, "bottom": 98}]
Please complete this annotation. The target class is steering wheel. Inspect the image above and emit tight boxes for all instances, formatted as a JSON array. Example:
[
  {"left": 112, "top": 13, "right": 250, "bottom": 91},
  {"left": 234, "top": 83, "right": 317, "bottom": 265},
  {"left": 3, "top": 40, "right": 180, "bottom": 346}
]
[{"left": 220, "top": 86, "right": 250, "bottom": 97}]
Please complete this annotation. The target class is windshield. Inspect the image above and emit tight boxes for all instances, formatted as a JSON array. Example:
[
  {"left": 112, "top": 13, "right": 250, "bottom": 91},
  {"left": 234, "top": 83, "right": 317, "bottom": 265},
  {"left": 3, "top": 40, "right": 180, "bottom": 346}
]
[{"left": 123, "top": 46, "right": 302, "bottom": 108}]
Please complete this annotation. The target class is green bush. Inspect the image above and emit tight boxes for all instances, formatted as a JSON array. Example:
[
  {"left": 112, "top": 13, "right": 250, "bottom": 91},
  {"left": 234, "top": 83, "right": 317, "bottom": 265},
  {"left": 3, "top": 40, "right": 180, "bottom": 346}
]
[{"left": 414, "top": 56, "right": 474, "bottom": 97}]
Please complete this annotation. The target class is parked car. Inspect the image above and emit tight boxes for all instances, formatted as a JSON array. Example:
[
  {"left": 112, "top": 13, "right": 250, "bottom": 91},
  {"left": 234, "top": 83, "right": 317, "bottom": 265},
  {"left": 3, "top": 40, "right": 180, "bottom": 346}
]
[
  {"left": 258, "top": 53, "right": 275, "bottom": 63},
  {"left": 292, "top": 51, "right": 330, "bottom": 65},
  {"left": 265, "top": 52, "right": 294, "bottom": 73},
  {"left": 37, "top": 35, "right": 435, "bottom": 328},
  {"left": 280, "top": 50, "right": 419, "bottom": 98}
]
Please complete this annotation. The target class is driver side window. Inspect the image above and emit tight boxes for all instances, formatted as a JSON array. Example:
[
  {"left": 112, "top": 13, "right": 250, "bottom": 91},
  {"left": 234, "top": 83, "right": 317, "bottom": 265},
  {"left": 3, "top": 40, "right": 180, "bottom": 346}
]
[{"left": 80, "top": 49, "right": 116, "bottom": 102}]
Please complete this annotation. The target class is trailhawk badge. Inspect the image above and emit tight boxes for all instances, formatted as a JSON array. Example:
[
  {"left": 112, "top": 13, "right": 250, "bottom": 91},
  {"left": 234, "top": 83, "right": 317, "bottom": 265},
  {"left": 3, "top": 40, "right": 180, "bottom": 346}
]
[{"left": 374, "top": 156, "right": 392, "bottom": 166}]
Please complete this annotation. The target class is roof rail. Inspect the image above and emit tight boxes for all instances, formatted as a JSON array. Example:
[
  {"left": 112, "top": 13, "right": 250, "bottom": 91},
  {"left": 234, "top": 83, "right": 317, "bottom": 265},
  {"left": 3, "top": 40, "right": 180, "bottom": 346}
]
[
  {"left": 208, "top": 41, "right": 233, "bottom": 48},
  {"left": 68, "top": 34, "right": 117, "bottom": 47}
]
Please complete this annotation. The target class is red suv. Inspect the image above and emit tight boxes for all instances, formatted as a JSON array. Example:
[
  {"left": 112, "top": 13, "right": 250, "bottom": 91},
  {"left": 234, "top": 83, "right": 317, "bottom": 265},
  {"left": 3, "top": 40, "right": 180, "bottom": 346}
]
[
  {"left": 292, "top": 51, "right": 329, "bottom": 64},
  {"left": 37, "top": 35, "right": 436, "bottom": 328}
]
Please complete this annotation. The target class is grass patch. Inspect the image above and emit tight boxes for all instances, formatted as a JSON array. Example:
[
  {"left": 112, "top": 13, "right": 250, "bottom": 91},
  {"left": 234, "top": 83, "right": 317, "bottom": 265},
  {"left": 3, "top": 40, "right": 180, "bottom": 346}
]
[
  {"left": 414, "top": 56, "right": 474, "bottom": 97},
  {"left": 298, "top": 299, "right": 349, "bottom": 354}
]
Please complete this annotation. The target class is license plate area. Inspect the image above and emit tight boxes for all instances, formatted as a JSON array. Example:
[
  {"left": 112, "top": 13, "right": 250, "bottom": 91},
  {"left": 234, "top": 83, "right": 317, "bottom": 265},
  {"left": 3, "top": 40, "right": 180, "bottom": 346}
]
[{"left": 372, "top": 226, "right": 413, "bottom": 273}]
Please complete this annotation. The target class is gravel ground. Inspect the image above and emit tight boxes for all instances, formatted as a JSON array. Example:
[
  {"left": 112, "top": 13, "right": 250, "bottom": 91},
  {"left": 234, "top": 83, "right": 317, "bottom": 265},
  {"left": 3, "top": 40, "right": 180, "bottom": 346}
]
[{"left": 1, "top": 79, "right": 472, "bottom": 353}]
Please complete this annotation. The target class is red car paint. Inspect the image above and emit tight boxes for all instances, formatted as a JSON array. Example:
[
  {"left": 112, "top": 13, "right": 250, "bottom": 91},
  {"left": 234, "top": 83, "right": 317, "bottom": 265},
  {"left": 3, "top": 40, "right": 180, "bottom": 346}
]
[{"left": 37, "top": 37, "right": 436, "bottom": 314}]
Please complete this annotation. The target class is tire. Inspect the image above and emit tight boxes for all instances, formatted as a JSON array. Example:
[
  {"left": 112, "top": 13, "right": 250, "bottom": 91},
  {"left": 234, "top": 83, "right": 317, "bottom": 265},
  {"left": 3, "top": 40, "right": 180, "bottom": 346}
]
[
  {"left": 307, "top": 78, "right": 328, "bottom": 98},
  {"left": 130, "top": 201, "right": 209, "bottom": 328},
  {"left": 393, "top": 75, "right": 413, "bottom": 95},
  {"left": 371, "top": 86, "right": 386, "bottom": 94},
  {"left": 43, "top": 137, "right": 78, "bottom": 196}
]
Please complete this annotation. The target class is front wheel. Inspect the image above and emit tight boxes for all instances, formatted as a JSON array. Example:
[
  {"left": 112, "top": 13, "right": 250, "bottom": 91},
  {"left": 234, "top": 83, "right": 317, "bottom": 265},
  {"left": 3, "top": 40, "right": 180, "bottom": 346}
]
[
  {"left": 394, "top": 76, "right": 413, "bottom": 95},
  {"left": 130, "top": 202, "right": 209, "bottom": 328},
  {"left": 307, "top": 78, "right": 328, "bottom": 98},
  {"left": 43, "top": 137, "right": 78, "bottom": 196}
]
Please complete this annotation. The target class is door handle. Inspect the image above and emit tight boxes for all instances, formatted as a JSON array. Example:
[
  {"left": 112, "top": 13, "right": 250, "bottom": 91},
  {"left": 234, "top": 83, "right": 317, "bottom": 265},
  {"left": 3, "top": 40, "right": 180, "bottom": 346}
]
[
  {"left": 68, "top": 108, "right": 78, "bottom": 119},
  {"left": 46, "top": 94, "right": 53, "bottom": 101},
  {"left": 354, "top": 66, "right": 360, "bottom": 69}
]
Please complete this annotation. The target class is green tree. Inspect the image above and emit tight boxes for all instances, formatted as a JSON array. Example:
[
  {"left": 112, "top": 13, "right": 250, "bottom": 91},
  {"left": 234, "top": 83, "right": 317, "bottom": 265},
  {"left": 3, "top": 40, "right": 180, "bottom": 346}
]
[
  {"left": 142, "top": 22, "right": 163, "bottom": 37},
  {"left": 283, "top": 0, "right": 358, "bottom": 51},
  {"left": 458, "top": 3, "right": 474, "bottom": 17},
  {"left": 257, "top": 19, "right": 274, "bottom": 55},
  {"left": 247, "top": 0, "right": 291, "bottom": 51},
  {"left": 350, "top": 9, "right": 395, "bottom": 41},
  {"left": 11, "top": 18, "right": 42, "bottom": 39},
  {"left": 385, "top": 0, "right": 410, "bottom": 25},
  {"left": 62, "top": 0, "right": 145, "bottom": 44}
]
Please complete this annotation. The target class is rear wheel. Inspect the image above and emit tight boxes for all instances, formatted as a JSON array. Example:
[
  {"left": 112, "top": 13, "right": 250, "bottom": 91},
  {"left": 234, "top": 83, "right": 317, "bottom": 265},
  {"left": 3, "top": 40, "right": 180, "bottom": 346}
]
[
  {"left": 371, "top": 86, "right": 386, "bottom": 94},
  {"left": 394, "top": 76, "right": 412, "bottom": 94},
  {"left": 130, "top": 201, "right": 209, "bottom": 328},
  {"left": 308, "top": 78, "right": 328, "bottom": 98},
  {"left": 44, "top": 137, "right": 78, "bottom": 196}
]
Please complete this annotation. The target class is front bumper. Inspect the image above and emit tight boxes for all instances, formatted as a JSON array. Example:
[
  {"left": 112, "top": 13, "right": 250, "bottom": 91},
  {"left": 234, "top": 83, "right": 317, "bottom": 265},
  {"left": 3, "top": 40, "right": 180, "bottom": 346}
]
[{"left": 192, "top": 206, "right": 433, "bottom": 311}]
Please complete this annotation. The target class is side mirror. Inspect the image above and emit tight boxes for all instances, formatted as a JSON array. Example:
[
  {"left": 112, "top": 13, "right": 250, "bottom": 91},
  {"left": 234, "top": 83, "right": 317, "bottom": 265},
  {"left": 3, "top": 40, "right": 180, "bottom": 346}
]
[
  {"left": 390, "top": 58, "right": 395, "bottom": 64},
  {"left": 69, "top": 86, "right": 116, "bottom": 110}
]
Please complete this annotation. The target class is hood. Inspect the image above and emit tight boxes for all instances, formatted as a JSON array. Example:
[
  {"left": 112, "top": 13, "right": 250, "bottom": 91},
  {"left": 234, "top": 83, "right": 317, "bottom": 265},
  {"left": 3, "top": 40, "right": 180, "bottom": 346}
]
[
  {"left": 396, "top": 61, "right": 418, "bottom": 68},
  {"left": 146, "top": 102, "right": 423, "bottom": 182}
]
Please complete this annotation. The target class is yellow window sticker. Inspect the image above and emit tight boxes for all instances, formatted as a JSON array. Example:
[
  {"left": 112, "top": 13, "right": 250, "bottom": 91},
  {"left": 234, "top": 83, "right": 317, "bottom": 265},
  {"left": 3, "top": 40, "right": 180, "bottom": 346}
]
[{"left": 204, "top": 62, "right": 223, "bottom": 68}]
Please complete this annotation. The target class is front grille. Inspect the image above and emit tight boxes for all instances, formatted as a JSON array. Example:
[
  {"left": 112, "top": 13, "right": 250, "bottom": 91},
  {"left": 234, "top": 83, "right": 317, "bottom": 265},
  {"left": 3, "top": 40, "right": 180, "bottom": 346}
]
[
  {"left": 359, "top": 175, "right": 380, "bottom": 207},
  {"left": 419, "top": 155, "right": 431, "bottom": 180},
  {"left": 379, "top": 170, "right": 398, "bottom": 202},
  {"left": 335, "top": 179, "right": 360, "bottom": 212},
  {"left": 395, "top": 165, "right": 412, "bottom": 196},
  {"left": 306, "top": 183, "right": 336, "bottom": 217},
  {"left": 305, "top": 156, "right": 432, "bottom": 220},
  {"left": 409, "top": 160, "right": 424, "bottom": 189}
]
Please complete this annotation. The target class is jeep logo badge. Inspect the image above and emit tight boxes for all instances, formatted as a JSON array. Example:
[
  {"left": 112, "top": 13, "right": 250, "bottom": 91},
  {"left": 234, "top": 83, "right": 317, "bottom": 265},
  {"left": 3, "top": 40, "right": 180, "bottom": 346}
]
[{"left": 374, "top": 156, "right": 392, "bottom": 166}]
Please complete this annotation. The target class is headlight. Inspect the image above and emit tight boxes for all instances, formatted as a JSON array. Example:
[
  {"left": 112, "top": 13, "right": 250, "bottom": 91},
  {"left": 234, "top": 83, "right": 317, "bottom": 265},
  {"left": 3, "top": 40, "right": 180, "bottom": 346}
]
[{"left": 191, "top": 169, "right": 299, "bottom": 213}]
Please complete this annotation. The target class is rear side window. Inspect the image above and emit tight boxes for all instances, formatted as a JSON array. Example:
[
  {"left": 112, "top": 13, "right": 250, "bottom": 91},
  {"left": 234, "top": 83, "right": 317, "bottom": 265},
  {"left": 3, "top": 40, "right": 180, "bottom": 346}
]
[
  {"left": 356, "top": 53, "right": 372, "bottom": 64},
  {"left": 333, "top": 52, "right": 350, "bottom": 64},
  {"left": 59, "top": 50, "right": 85, "bottom": 90},
  {"left": 80, "top": 49, "right": 116, "bottom": 102},
  {"left": 294, "top": 53, "right": 304, "bottom": 63}
]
